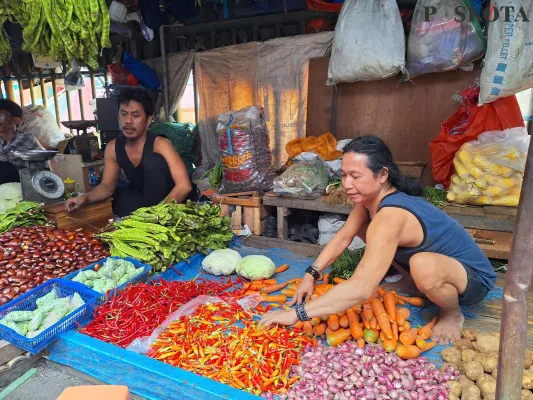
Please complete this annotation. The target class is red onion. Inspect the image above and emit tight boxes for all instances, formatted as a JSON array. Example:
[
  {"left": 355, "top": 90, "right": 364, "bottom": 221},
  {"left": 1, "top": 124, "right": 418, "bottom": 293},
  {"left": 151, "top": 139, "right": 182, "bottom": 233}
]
[{"left": 282, "top": 343, "right": 456, "bottom": 400}]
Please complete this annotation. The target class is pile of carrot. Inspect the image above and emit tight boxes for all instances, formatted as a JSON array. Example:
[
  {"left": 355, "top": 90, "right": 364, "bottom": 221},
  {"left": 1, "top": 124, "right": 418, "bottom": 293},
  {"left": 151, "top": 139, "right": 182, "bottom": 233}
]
[
  {"left": 240, "top": 266, "right": 438, "bottom": 360},
  {"left": 294, "top": 285, "right": 437, "bottom": 360}
]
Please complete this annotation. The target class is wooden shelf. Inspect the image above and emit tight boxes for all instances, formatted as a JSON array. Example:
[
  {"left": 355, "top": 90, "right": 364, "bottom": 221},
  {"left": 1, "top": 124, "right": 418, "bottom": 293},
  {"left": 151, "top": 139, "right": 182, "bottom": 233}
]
[
  {"left": 263, "top": 193, "right": 352, "bottom": 214},
  {"left": 262, "top": 193, "right": 514, "bottom": 260}
]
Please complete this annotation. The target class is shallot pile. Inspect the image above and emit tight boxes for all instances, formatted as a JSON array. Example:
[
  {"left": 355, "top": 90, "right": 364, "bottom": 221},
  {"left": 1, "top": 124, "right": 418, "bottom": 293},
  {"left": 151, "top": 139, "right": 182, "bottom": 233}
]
[{"left": 264, "top": 342, "right": 459, "bottom": 400}]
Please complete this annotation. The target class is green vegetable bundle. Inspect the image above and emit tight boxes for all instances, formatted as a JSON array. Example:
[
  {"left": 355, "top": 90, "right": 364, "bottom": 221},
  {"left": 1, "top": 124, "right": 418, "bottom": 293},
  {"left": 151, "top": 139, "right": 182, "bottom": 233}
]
[
  {"left": 97, "top": 201, "right": 234, "bottom": 272},
  {"left": 329, "top": 247, "right": 365, "bottom": 282},
  {"left": 0, "top": 290, "right": 85, "bottom": 338},
  {"left": 0, "top": 0, "right": 111, "bottom": 67},
  {"left": 0, "top": 202, "right": 49, "bottom": 234},
  {"left": 423, "top": 186, "right": 447, "bottom": 209}
]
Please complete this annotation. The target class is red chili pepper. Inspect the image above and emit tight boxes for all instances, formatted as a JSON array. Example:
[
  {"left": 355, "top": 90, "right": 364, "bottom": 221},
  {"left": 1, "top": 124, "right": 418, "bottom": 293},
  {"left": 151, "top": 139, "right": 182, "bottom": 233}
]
[{"left": 80, "top": 278, "right": 245, "bottom": 347}]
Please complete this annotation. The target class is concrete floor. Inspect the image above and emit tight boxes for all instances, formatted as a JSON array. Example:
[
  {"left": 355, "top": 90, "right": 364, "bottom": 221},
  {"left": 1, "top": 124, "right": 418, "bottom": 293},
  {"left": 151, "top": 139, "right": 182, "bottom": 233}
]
[{"left": 4, "top": 358, "right": 145, "bottom": 400}]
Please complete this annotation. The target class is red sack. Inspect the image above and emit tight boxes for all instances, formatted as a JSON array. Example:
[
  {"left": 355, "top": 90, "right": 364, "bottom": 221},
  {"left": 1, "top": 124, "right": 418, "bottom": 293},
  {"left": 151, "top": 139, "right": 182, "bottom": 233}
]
[{"left": 430, "top": 86, "right": 524, "bottom": 188}]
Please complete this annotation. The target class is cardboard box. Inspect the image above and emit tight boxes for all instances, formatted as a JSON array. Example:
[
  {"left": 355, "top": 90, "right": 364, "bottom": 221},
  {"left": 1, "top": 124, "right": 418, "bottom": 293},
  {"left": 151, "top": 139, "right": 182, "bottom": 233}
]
[{"left": 50, "top": 154, "right": 104, "bottom": 194}]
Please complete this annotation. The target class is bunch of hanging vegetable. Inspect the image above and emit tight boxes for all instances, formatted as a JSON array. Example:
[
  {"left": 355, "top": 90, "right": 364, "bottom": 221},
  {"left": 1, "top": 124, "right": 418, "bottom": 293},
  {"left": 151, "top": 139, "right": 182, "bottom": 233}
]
[
  {"left": 0, "top": 202, "right": 48, "bottom": 234},
  {"left": 0, "top": 0, "right": 111, "bottom": 67},
  {"left": 97, "top": 201, "right": 234, "bottom": 272}
]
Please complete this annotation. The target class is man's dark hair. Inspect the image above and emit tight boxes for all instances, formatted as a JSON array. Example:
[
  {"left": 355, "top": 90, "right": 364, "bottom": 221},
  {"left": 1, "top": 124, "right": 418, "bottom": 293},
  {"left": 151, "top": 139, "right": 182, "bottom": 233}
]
[
  {"left": 343, "top": 135, "right": 423, "bottom": 197},
  {"left": 117, "top": 88, "right": 154, "bottom": 117},
  {"left": 0, "top": 99, "right": 23, "bottom": 119}
]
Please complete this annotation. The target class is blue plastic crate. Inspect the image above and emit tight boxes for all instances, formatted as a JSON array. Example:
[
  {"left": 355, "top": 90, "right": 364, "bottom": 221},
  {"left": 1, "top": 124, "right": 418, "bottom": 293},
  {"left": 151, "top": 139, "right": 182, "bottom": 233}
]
[
  {"left": 0, "top": 279, "right": 98, "bottom": 354},
  {"left": 62, "top": 257, "right": 152, "bottom": 303}
]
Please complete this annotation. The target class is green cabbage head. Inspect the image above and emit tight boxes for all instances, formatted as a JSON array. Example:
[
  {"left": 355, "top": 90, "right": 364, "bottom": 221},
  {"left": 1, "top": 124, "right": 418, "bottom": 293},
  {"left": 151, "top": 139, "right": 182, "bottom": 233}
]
[
  {"left": 201, "top": 249, "right": 242, "bottom": 276},
  {"left": 236, "top": 255, "right": 276, "bottom": 280}
]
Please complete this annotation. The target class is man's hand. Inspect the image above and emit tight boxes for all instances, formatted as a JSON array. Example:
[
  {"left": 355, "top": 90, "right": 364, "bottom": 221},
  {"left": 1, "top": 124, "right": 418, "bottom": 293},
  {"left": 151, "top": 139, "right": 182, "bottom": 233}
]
[
  {"left": 260, "top": 309, "right": 298, "bottom": 327},
  {"left": 65, "top": 195, "right": 87, "bottom": 213},
  {"left": 288, "top": 274, "right": 315, "bottom": 306}
]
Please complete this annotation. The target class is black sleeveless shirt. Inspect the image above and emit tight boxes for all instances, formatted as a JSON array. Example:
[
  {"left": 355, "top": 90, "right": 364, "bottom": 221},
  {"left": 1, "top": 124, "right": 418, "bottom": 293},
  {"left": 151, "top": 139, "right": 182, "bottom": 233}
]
[{"left": 115, "top": 133, "right": 157, "bottom": 192}]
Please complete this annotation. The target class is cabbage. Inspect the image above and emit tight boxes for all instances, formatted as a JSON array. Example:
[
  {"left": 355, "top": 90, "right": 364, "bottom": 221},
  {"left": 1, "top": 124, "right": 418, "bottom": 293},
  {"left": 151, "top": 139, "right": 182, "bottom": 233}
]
[
  {"left": 236, "top": 255, "right": 276, "bottom": 280},
  {"left": 0, "top": 183, "right": 22, "bottom": 200},
  {"left": 201, "top": 249, "right": 242, "bottom": 276},
  {"left": 0, "top": 183, "right": 22, "bottom": 213}
]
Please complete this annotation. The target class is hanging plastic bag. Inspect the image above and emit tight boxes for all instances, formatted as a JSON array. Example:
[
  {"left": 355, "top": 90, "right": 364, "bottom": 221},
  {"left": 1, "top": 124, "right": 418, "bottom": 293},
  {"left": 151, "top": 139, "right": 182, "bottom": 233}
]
[
  {"left": 218, "top": 106, "right": 276, "bottom": 194},
  {"left": 447, "top": 127, "right": 530, "bottom": 206},
  {"left": 126, "top": 295, "right": 223, "bottom": 354},
  {"left": 479, "top": 0, "right": 533, "bottom": 104},
  {"left": 19, "top": 105, "right": 65, "bottom": 149},
  {"left": 273, "top": 160, "right": 330, "bottom": 199},
  {"left": 64, "top": 60, "right": 85, "bottom": 92},
  {"left": 123, "top": 51, "right": 160, "bottom": 90},
  {"left": 405, "top": 0, "right": 485, "bottom": 80},
  {"left": 327, "top": 0, "right": 405, "bottom": 84},
  {"left": 429, "top": 84, "right": 524, "bottom": 187}
]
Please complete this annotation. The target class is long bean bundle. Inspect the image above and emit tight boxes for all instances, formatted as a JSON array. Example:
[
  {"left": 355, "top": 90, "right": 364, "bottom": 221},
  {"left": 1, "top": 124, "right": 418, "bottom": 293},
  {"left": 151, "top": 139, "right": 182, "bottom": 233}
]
[
  {"left": 97, "top": 201, "right": 234, "bottom": 272},
  {"left": 0, "top": 0, "right": 111, "bottom": 67}
]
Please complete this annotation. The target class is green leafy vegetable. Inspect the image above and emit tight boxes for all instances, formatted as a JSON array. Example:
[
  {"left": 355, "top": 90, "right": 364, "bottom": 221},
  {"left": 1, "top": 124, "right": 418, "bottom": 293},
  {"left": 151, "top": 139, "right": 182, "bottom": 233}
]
[
  {"left": 97, "top": 201, "right": 234, "bottom": 272},
  {"left": 0, "top": 202, "right": 49, "bottom": 233},
  {"left": 329, "top": 247, "right": 365, "bottom": 282},
  {"left": 423, "top": 187, "right": 447, "bottom": 209}
]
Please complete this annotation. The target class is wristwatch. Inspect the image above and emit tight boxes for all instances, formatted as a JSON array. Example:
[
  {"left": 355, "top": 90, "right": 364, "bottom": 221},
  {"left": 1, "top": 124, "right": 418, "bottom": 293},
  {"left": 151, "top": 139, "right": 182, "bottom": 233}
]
[{"left": 305, "top": 264, "right": 320, "bottom": 281}]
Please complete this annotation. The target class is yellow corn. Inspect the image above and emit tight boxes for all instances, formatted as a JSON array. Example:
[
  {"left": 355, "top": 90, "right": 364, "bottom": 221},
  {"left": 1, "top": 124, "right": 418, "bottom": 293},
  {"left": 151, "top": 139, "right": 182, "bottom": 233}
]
[
  {"left": 491, "top": 194, "right": 519, "bottom": 207},
  {"left": 458, "top": 150, "right": 472, "bottom": 164},
  {"left": 453, "top": 159, "right": 470, "bottom": 179},
  {"left": 472, "top": 155, "right": 496, "bottom": 172},
  {"left": 482, "top": 186, "right": 508, "bottom": 196}
]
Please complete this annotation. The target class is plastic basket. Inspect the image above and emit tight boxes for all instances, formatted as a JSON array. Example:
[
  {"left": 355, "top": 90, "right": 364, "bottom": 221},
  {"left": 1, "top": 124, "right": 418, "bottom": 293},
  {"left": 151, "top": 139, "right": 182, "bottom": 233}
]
[
  {"left": 62, "top": 257, "right": 152, "bottom": 303},
  {"left": 0, "top": 279, "right": 98, "bottom": 354}
]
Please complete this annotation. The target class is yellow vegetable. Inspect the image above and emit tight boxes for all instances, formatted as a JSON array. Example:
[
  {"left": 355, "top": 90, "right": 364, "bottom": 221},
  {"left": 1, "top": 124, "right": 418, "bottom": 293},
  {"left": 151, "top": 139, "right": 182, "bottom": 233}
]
[{"left": 453, "top": 159, "right": 470, "bottom": 179}]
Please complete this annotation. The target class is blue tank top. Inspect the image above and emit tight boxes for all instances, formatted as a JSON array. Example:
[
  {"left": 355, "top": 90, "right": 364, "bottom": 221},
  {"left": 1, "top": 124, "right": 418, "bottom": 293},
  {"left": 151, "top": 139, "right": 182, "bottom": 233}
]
[{"left": 378, "top": 191, "right": 496, "bottom": 290}]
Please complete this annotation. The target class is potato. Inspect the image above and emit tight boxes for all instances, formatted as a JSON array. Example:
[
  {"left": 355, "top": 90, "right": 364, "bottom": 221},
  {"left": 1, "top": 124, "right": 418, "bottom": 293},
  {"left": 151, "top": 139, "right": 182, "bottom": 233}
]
[
  {"left": 491, "top": 368, "right": 498, "bottom": 380},
  {"left": 465, "top": 361, "right": 485, "bottom": 381},
  {"left": 522, "top": 390, "right": 533, "bottom": 400},
  {"left": 456, "top": 361, "right": 466, "bottom": 375},
  {"left": 476, "top": 334, "right": 500, "bottom": 354},
  {"left": 440, "top": 362, "right": 458, "bottom": 374},
  {"left": 523, "top": 370, "right": 533, "bottom": 390},
  {"left": 477, "top": 374, "right": 496, "bottom": 398},
  {"left": 462, "top": 328, "right": 477, "bottom": 341},
  {"left": 492, "top": 331, "right": 500, "bottom": 339},
  {"left": 447, "top": 380, "right": 462, "bottom": 396},
  {"left": 463, "top": 349, "right": 478, "bottom": 362},
  {"left": 474, "top": 353, "right": 498, "bottom": 373},
  {"left": 459, "top": 375, "right": 476, "bottom": 388},
  {"left": 448, "top": 395, "right": 459, "bottom": 400},
  {"left": 484, "top": 394, "right": 496, "bottom": 400},
  {"left": 455, "top": 338, "right": 476, "bottom": 351},
  {"left": 442, "top": 347, "right": 462, "bottom": 364},
  {"left": 462, "top": 384, "right": 481, "bottom": 400},
  {"left": 524, "top": 351, "right": 533, "bottom": 369}
]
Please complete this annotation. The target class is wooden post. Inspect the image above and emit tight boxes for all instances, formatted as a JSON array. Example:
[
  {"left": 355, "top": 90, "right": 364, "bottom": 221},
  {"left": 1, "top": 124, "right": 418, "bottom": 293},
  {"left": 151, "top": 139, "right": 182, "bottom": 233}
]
[
  {"left": 495, "top": 138, "right": 533, "bottom": 399},
  {"left": 277, "top": 207, "right": 290, "bottom": 240}
]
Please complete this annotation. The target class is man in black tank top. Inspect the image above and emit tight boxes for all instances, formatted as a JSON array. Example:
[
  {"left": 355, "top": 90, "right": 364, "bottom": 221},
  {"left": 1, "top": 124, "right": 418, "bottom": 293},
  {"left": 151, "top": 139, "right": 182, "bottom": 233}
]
[{"left": 65, "top": 89, "right": 192, "bottom": 217}]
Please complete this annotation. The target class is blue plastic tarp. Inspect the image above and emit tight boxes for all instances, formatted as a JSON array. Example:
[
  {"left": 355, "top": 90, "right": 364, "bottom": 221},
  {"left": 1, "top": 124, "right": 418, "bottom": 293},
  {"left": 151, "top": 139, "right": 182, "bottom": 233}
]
[{"left": 49, "top": 244, "right": 503, "bottom": 399}]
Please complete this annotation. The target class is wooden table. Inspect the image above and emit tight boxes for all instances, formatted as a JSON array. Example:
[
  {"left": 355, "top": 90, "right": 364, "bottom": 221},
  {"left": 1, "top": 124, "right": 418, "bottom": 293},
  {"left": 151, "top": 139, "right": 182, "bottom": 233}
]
[{"left": 43, "top": 199, "right": 113, "bottom": 232}]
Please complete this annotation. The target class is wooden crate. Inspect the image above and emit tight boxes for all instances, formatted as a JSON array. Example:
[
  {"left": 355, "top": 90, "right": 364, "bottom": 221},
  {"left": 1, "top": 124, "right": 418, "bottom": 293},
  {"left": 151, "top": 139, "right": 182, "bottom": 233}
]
[
  {"left": 43, "top": 199, "right": 113, "bottom": 232},
  {"left": 212, "top": 192, "right": 269, "bottom": 236}
]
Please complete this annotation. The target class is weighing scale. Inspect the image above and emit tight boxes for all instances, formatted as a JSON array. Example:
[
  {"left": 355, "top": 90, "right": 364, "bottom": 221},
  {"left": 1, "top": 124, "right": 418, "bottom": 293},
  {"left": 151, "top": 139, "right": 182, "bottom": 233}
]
[
  {"left": 13, "top": 150, "right": 65, "bottom": 204},
  {"left": 61, "top": 120, "right": 101, "bottom": 162}
]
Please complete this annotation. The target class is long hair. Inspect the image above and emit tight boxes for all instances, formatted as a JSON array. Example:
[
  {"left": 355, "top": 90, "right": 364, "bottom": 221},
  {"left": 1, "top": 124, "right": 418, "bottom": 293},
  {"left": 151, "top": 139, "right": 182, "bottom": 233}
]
[{"left": 343, "top": 136, "right": 423, "bottom": 196}]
